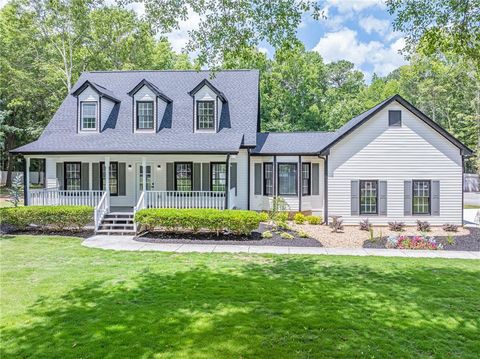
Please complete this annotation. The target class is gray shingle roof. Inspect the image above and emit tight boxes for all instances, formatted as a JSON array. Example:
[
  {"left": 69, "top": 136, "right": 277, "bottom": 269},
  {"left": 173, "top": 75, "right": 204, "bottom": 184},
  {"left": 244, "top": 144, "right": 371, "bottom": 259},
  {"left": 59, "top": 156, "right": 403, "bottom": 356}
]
[
  {"left": 252, "top": 132, "right": 335, "bottom": 155},
  {"left": 13, "top": 70, "right": 259, "bottom": 154}
]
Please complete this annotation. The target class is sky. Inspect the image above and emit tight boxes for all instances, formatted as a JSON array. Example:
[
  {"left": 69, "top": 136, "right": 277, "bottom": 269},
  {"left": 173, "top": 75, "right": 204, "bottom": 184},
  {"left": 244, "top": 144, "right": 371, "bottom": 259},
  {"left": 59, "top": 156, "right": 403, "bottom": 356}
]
[{"left": 1, "top": 0, "right": 406, "bottom": 82}]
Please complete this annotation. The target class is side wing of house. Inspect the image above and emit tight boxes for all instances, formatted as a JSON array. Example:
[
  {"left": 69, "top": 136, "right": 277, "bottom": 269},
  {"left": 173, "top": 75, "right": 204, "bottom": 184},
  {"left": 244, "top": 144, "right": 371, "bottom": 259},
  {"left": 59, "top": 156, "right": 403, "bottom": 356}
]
[{"left": 327, "top": 100, "right": 464, "bottom": 225}]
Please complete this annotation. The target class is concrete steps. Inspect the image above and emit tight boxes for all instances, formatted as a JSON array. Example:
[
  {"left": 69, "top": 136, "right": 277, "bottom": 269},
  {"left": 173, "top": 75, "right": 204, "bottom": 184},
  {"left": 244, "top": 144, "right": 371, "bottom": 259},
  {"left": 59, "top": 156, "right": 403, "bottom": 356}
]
[{"left": 96, "top": 212, "right": 135, "bottom": 235}]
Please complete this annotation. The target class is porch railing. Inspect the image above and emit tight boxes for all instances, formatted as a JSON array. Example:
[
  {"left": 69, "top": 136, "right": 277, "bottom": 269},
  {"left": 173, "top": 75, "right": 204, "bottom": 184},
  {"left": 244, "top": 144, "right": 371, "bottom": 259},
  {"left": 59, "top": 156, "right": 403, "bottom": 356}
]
[
  {"left": 133, "top": 191, "right": 146, "bottom": 233},
  {"left": 145, "top": 191, "right": 226, "bottom": 210},
  {"left": 29, "top": 189, "right": 105, "bottom": 207},
  {"left": 94, "top": 192, "right": 109, "bottom": 231}
]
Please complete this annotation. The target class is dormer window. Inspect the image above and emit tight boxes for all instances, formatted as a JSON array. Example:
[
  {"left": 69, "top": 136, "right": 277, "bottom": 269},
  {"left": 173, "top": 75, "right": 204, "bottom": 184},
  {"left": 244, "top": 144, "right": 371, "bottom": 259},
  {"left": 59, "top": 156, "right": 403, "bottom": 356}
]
[
  {"left": 80, "top": 102, "right": 97, "bottom": 131},
  {"left": 197, "top": 100, "right": 215, "bottom": 130},
  {"left": 136, "top": 101, "right": 154, "bottom": 130}
]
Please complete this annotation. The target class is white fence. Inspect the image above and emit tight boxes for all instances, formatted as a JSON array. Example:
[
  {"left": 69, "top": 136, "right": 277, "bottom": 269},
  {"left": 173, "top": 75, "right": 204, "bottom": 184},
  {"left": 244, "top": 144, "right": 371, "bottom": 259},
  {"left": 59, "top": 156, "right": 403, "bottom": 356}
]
[
  {"left": 144, "top": 191, "right": 226, "bottom": 210},
  {"left": 28, "top": 189, "right": 104, "bottom": 207},
  {"left": 1, "top": 171, "right": 44, "bottom": 186}
]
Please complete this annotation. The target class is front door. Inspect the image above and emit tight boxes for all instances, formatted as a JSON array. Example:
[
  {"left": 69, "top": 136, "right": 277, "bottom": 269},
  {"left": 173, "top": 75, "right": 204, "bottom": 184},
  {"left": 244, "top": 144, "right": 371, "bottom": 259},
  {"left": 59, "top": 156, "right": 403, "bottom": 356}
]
[{"left": 135, "top": 163, "right": 153, "bottom": 201}]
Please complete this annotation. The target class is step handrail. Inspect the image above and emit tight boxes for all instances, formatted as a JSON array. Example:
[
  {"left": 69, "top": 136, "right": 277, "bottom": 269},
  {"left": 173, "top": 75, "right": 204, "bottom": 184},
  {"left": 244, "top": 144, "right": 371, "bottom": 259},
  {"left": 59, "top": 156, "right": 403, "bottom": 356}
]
[
  {"left": 133, "top": 191, "right": 146, "bottom": 233},
  {"left": 94, "top": 191, "right": 109, "bottom": 231}
]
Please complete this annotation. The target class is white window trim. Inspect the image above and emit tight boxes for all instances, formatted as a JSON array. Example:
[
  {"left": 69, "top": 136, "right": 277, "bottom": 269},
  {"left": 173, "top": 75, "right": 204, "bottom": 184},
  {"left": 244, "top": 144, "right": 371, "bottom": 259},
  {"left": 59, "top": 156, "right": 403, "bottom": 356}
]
[
  {"left": 79, "top": 101, "right": 99, "bottom": 132},
  {"left": 135, "top": 100, "right": 156, "bottom": 133}
]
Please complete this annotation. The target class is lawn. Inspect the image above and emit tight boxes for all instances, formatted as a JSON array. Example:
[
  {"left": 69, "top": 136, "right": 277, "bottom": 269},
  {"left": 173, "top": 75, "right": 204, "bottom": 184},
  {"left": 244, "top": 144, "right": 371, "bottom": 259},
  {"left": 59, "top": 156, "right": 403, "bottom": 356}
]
[{"left": 1, "top": 236, "right": 479, "bottom": 358}]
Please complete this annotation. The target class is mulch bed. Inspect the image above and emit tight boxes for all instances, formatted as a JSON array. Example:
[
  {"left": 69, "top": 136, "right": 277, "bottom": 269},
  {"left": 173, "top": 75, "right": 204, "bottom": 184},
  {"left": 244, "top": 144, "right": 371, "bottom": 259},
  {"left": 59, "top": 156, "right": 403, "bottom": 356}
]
[
  {"left": 0, "top": 226, "right": 94, "bottom": 239},
  {"left": 135, "top": 223, "right": 323, "bottom": 247},
  {"left": 363, "top": 227, "right": 480, "bottom": 251}
]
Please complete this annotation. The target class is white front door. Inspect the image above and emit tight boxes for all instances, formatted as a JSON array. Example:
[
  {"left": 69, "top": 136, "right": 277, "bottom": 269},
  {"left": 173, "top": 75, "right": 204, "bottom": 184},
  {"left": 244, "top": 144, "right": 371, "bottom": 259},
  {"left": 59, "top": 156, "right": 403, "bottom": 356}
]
[{"left": 135, "top": 163, "right": 154, "bottom": 201}]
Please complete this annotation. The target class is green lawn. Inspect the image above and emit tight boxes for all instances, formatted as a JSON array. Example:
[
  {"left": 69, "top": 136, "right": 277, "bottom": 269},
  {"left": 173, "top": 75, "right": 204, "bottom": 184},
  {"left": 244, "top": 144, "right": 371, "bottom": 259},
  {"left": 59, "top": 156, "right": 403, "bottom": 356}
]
[
  {"left": 464, "top": 204, "right": 480, "bottom": 209},
  {"left": 1, "top": 236, "right": 479, "bottom": 358}
]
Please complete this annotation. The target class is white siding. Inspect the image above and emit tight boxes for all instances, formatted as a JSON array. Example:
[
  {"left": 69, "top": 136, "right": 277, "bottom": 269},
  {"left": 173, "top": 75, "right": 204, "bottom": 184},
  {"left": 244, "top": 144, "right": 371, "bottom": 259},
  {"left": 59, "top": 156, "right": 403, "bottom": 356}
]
[
  {"left": 328, "top": 101, "right": 463, "bottom": 225},
  {"left": 234, "top": 149, "right": 249, "bottom": 209}
]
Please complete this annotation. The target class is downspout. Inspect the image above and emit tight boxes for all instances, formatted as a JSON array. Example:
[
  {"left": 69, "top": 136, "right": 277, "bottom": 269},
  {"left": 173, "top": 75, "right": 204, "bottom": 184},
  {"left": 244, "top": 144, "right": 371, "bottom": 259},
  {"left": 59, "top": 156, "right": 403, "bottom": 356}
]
[
  {"left": 324, "top": 155, "right": 329, "bottom": 224},
  {"left": 225, "top": 154, "right": 230, "bottom": 209},
  {"left": 298, "top": 155, "right": 302, "bottom": 212},
  {"left": 247, "top": 149, "right": 251, "bottom": 210}
]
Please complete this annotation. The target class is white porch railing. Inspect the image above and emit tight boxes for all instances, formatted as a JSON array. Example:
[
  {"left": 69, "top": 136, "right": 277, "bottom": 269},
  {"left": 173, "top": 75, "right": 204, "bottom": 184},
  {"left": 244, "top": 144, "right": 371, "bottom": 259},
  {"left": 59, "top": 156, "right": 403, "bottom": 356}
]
[
  {"left": 94, "top": 192, "right": 109, "bottom": 231},
  {"left": 29, "top": 189, "right": 105, "bottom": 207},
  {"left": 133, "top": 191, "right": 146, "bottom": 233},
  {"left": 144, "top": 191, "right": 226, "bottom": 210}
]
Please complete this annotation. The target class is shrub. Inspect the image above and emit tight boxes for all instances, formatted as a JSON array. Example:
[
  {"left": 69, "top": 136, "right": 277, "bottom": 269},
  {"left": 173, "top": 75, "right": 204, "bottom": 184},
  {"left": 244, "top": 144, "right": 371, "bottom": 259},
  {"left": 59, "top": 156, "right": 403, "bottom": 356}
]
[
  {"left": 268, "top": 196, "right": 289, "bottom": 222},
  {"left": 261, "top": 230, "right": 273, "bottom": 239},
  {"left": 280, "top": 232, "right": 294, "bottom": 240},
  {"left": 445, "top": 234, "right": 456, "bottom": 245},
  {"left": 386, "top": 234, "right": 442, "bottom": 250},
  {"left": 7, "top": 174, "right": 23, "bottom": 207},
  {"left": 388, "top": 221, "right": 405, "bottom": 232},
  {"left": 0, "top": 206, "right": 93, "bottom": 231},
  {"left": 359, "top": 218, "right": 372, "bottom": 231},
  {"left": 293, "top": 212, "right": 306, "bottom": 224},
  {"left": 329, "top": 216, "right": 344, "bottom": 233},
  {"left": 416, "top": 220, "right": 431, "bottom": 232},
  {"left": 306, "top": 215, "right": 321, "bottom": 225},
  {"left": 297, "top": 230, "right": 310, "bottom": 238},
  {"left": 135, "top": 208, "right": 262, "bottom": 236},
  {"left": 259, "top": 212, "right": 269, "bottom": 222},
  {"left": 442, "top": 223, "right": 458, "bottom": 232}
]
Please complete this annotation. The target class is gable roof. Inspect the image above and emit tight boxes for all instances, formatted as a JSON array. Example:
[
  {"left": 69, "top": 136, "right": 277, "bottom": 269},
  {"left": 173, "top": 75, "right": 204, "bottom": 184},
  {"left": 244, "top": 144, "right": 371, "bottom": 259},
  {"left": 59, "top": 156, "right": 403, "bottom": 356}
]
[
  {"left": 127, "top": 79, "right": 172, "bottom": 103},
  {"left": 319, "top": 94, "right": 473, "bottom": 156},
  {"left": 71, "top": 80, "right": 121, "bottom": 103},
  {"left": 12, "top": 70, "right": 259, "bottom": 154},
  {"left": 189, "top": 79, "right": 227, "bottom": 102}
]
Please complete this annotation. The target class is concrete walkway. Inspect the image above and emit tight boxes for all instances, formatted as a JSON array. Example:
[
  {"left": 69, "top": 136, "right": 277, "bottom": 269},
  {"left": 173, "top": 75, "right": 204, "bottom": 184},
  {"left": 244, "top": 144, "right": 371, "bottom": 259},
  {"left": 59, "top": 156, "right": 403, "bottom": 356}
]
[{"left": 83, "top": 235, "right": 479, "bottom": 259}]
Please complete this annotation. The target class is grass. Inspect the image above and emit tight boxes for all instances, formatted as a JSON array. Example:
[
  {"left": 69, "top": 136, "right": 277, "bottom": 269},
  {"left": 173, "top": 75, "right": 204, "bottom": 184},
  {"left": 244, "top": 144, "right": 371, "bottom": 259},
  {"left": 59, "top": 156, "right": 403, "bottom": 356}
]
[
  {"left": 464, "top": 204, "right": 480, "bottom": 209},
  {"left": 1, "top": 236, "right": 479, "bottom": 358}
]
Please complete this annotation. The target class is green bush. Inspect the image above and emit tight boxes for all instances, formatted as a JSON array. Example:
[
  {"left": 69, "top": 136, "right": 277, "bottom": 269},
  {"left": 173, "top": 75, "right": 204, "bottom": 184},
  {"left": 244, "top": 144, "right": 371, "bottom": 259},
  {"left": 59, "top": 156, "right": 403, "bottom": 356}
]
[
  {"left": 259, "top": 212, "right": 269, "bottom": 222},
  {"left": 135, "top": 208, "right": 262, "bottom": 235},
  {"left": 306, "top": 215, "right": 321, "bottom": 225},
  {"left": 297, "top": 230, "right": 310, "bottom": 238},
  {"left": 280, "top": 232, "right": 294, "bottom": 240},
  {"left": 0, "top": 206, "right": 93, "bottom": 231},
  {"left": 261, "top": 230, "right": 273, "bottom": 239},
  {"left": 293, "top": 212, "right": 306, "bottom": 224}
]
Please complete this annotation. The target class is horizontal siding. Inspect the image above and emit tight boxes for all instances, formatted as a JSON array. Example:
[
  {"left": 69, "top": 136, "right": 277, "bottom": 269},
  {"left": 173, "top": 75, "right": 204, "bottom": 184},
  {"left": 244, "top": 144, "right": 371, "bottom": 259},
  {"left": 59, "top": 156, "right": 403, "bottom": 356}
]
[{"left": 328, "top": 102, "right": 463, "bottom": 225}]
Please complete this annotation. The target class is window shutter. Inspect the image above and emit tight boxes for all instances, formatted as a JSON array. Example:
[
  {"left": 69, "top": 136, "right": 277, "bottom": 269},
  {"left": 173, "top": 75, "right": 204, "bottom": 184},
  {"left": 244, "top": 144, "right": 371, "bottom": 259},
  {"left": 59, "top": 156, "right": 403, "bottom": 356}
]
[
  {"left": 202, "top": 163, "right": 210, "bottom": 191},
  {"left": 432, "top": 180, "right": 440, "bottom": 216},
  {"left": 118, "top": 163, "right": 126, "bottom": 196},
  {"left": 230, "top": 163, "right": 237, "bottom": 195},
  {"left": 312, "top": 163, "right": 319, "bottom": 195},
  {"left": 351, "top": 180, "right": 359, "bottom": 215},
  {"left": 92, "top": 163, "right": 101, "bottom": 190},
  {"left": 254, "top": 163, "right": 262, "bottom": 195},
  {"left": 404, "top": 180, "right": 412, "bottom": 215},
  {"left": 379, "top": 181, "right": 387, "bottom": 216},
  {"left": 56, "top": 163, "right": 64, "bottom": 189},
  {"left": 193, "top": 163, "right": 201, "bottom": 191},
  {"left": 80, "top": 163, "right": 89, "bottom": 190},
  {"left": 166, "top": 163, "right": 174, "bottom": 190}
]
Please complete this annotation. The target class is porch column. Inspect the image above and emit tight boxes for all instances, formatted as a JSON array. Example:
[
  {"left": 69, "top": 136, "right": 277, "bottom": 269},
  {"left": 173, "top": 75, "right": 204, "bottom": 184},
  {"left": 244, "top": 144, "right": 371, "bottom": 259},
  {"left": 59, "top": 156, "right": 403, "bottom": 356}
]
[
  {"left": 225, "top": 154, "right": 230, "bottom": 209},
  {"left": 105, "top": 156, "right": 110, "bottom": 207},
  {"left": 142, "top": 157, "right": 147, "bottom": 193},
  {"left": 24, "top": 157, "right": 30, "bottom": 206}
]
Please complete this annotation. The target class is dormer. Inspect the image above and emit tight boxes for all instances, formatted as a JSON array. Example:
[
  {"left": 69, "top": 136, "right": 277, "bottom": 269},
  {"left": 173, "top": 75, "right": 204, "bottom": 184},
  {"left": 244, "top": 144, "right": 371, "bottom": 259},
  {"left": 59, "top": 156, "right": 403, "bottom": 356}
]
[
  {"left": 189, "top": 79, "right": 227, "bottom": 133},
  {"left": 128, "top": 79, "right": 172, "bottom": 133},
  {"left": 71, "top": 80, "right": 120, "bottom": 133}
]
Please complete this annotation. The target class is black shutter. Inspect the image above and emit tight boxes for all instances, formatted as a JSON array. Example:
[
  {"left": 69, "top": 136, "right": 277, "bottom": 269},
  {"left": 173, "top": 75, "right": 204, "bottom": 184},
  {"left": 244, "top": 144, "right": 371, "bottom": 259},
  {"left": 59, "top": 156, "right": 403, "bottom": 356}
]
[
  {"left": 92, "top": 163, "right": 101, "bottom": 190},
  {"left": 80, "top": 163, "right": 89, "bottom": 190},
  {"left": 56, "top": 163, "right": 64, "bottom": 189},
  {"left": 312, "top": 163, "right": 319, "bottom": 195},
  {"left": 166, "top": 163, "right": 174, "bottom": 190},
  {"left": 202, "top": 163, "right": 210, "bottom": 191},
  {"left": 230, "top": 162, "right": 237, "bottom": 195},
  {"left": 118, "top": 163, "right": 126, "bottom": 196},
  {"left": 254, "top": 163, "right": 262, "bottom": 195},
  {"left": 432, "top": 180, "right": 440, "bottom": 215},
  {"left": 351, "top": 180, "right": 359, "bottom": 216},
  {"left": 378, "top": 181, "right": 387, "bottom": 216},
  {"left": 193, "top": 163, "right": 201, "bottom": 191},
  {"left": 404, "top": 180, "right": 412, "bottom": 215}
]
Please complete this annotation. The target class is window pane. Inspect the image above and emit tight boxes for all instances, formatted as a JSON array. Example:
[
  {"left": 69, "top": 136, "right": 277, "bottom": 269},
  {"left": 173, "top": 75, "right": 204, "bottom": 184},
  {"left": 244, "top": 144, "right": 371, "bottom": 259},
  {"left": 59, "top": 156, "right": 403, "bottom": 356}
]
[
  {"left": 82, "top": 103, "right": 96, "bottom": 129},
  {"left": 211, "top": 163, "right": 226, "bottom": 192},
  {"left": 413, "top": 180, "right": 430, "bottom": 214},
  {"left": 197, "top": 101, "right": 215, "bottom": 129},
  {"left": 137, "top": 102, "right": 154, "bottom": 129},
  {"left": 278, "top": 164, "right": 297, "bottom": 195},
  {"left": 302, "top": 163, "right": 310, "bottom": 196},
  {"left": 101, "top": 162, "right": 118, "bottom": 195},
  {"left": 263, "top": 163, "right": 273, "bottom": 196},
  {"left": 176, "top": 163, "right": 192, "bottom": 191},
  {"left": 360, "top": 180, "right": 378, "bottom": 214},
  {"left": 65, "top": 163, "right": 81, "bottom": 190}
]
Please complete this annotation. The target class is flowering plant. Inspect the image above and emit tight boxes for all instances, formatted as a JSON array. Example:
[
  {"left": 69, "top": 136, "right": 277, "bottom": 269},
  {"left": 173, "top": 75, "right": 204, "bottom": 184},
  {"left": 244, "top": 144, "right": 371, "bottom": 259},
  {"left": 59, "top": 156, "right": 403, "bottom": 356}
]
[{"left": 386, "top": 234, "right": 443, "bottom": 250}]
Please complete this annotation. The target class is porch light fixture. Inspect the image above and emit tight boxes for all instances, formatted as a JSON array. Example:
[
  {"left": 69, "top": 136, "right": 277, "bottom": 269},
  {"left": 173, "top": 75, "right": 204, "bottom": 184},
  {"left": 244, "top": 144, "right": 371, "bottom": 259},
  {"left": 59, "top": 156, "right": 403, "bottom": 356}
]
[
  {"left": 157, "top": 165, "right": 161, "bottom": 169},
  {"left": 128, "top": 164, "right": 132, "bottom": 169}
]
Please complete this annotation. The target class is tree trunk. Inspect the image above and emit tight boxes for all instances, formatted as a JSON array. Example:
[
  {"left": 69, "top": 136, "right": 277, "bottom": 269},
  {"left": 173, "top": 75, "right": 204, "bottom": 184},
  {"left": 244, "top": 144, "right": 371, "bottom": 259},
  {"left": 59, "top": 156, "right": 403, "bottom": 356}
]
[{"left": 5, "top": 133, "right": 17, "bottom": 188}]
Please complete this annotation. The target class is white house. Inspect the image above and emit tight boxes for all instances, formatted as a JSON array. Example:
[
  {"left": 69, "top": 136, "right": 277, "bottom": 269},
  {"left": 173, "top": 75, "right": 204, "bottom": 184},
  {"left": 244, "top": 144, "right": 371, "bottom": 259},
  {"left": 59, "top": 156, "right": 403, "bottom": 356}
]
[{"left": 12, "top": 70, "right": 473, "bottom": 233}]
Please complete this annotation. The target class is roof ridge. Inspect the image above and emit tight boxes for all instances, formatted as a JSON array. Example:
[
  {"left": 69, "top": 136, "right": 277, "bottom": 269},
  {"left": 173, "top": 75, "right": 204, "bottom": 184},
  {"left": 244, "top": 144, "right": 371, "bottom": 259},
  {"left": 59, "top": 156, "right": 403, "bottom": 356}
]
[
  {"left": 85, "top": 69, "right": 259, "bottom": 73},
  {"left": 259, "top": 131, "right": 334, "bottom": 134}
]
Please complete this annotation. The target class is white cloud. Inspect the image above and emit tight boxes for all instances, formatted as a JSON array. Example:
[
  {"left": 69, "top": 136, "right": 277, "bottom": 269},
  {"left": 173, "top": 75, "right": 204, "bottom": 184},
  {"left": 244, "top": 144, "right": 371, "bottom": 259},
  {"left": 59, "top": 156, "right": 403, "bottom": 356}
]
[
  {"left": 323, "top": 0, "right": 385, "bottom": 14},
  {"left": 313, "top": 28, "right": 406, "bottom": 79},
  {"left": 166, "top": 8, "right": 202, "bottom": 53},
  {"left": 358, "top": 15, "right": 390, "bottom": 35}
]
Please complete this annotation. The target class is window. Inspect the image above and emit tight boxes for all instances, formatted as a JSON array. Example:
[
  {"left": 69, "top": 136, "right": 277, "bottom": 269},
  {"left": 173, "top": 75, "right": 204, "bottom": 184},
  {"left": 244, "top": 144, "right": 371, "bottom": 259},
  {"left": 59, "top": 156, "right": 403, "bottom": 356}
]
[
  {"left": 196, "top": 100, "right": 215, "bottom": 130},
  {"left": 413, "top": 180, "right": 431, "bottom": 214},
  {"left": 137, "top": 101, "right": 154, "bottom": 130},
  {"left": 302, "top": 163, "right": 311, "bottom": 196},
  {"left": 360, "top": 180, "right": 378, "bottom": 214},
  {"left": 211, "top": 163, "right": 226, "bottom": 192},
  {"left": 278, "top": 163, "right": 297, "bottom": 196},
  {"left": 175, "top": 162, "right": 192, "bottom": 191},
  {"left": 100, "top": 162, "right": 118, "bottom": 196},
  {"left": 389, "top": 110, "right": 402, "bottom": 127},
  {"left": 64, "top": 162, "right": 81, "bottom": 190},
  {"left": 263, "top": 163, "right": 273, "bottom": 196},
  {"left": 81, "top": 102, "right": 97, "bottom": 130}
]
